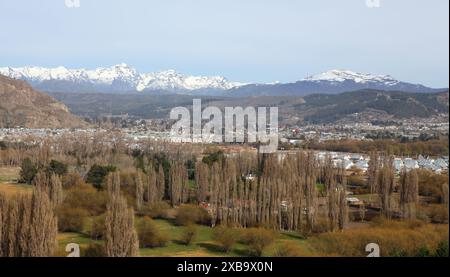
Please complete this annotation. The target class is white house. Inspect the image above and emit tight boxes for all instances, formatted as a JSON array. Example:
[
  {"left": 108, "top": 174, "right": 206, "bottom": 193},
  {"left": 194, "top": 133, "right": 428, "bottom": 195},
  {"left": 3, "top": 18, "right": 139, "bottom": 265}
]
[
  {"left": 354, "top": 160, "right": 369, "bottom": 172},
  {"left": 403, "top": 158, "right": 419, "bottom": 171}
]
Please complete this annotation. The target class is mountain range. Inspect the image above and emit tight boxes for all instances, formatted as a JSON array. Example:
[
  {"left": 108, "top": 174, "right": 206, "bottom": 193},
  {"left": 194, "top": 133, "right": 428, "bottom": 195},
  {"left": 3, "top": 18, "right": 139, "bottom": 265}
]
[
  {"left": 0, "top": 65, "right": 446, "bottom": 95},
  {"left": 0, "top": 64, "right": 244, "bottom": 93},
  {"left": 227, "top": 70, "right": 446, "bottom": 96}
]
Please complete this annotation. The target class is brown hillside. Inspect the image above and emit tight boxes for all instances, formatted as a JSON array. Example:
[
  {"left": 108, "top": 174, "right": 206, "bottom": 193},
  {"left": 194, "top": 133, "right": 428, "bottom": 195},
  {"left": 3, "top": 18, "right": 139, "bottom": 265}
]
[{"left": 0, "top": 74, "right": 86, "bottom": 128}]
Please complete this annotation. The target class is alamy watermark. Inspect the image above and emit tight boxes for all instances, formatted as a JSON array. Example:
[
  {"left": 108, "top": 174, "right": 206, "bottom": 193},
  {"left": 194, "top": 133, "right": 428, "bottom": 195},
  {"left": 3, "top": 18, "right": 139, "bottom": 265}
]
[
  {"left": 365, "top": 0, "right": 381, "bottom": 8},
  {"left": 170, "top": 99, "right": 279, "bottom": 153},
  {"left": 65, "top": 0, "right": 81, "bottom": 8}
]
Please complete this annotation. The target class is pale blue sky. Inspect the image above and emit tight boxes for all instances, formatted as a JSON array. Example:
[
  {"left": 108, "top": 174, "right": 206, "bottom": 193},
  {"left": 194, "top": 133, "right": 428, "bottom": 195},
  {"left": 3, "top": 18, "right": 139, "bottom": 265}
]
[{"left": 0, "top": 0, "right": 448, "bottom": 87}]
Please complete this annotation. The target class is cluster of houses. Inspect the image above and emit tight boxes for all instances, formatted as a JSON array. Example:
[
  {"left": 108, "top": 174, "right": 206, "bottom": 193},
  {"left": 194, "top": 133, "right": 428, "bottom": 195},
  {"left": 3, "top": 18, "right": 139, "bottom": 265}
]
[
  {"left": 393, "top": 155, "right": 449, "bottom": 174},
  {"left": 277, "top": 151, "right": 449, "bottom": 174},
  {"left": 325, "top": 152, "right": 448, "bottom": 174},
  {"left": 316, "top": 152, "right": 370, "bottom": 172}
]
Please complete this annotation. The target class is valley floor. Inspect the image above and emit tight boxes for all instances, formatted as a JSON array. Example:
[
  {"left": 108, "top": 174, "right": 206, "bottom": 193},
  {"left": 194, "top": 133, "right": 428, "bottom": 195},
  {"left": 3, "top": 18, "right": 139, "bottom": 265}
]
[
  {"left": 1, "top": 166, "right": 448, "bottom": 257},
  {"left": 55, "top": 219, "right": 314, "bottom": 257}
]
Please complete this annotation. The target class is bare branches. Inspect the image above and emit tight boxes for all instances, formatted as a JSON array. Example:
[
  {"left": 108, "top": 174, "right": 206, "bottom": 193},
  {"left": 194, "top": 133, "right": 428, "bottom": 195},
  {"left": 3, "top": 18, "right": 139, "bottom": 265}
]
[
  {"left": 104, "top": 173, "right": 139, "bottom": 257},
  {"left": 0, "top": 184, "right": 57, "bottom": 257},
  {"left": 399, "top": 169, "right": 419, "bottom": 219}
]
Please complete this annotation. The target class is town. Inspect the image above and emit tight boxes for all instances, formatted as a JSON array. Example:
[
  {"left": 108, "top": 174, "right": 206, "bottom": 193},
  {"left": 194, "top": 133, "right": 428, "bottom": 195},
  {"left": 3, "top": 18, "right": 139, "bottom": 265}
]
[{"left": 2, "top": 114, "right": 448, "bottom": 175}]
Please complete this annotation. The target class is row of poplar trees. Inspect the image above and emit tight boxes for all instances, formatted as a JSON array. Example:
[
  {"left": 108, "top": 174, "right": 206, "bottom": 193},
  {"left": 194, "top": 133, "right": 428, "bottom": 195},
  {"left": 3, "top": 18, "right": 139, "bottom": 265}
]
[
  {"left": 368, "top": 152, "right": 419, "bottom": 219},
  {"left": 0, "top": 170, "right": 142, "bottom": 257},
  {"left": 0, "top": 173, "right": 62, "bottom": 257},
  {"left": 136, "top": 151, "right": 350, "bottom": 233}
]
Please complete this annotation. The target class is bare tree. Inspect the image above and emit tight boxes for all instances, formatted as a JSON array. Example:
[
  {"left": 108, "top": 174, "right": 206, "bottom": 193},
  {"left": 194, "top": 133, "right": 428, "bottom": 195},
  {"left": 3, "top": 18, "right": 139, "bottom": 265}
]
[
  {"left": 0, "top": 186, "right": 57, "bottom": 257},
  {"left": 367, "top": 152, "right": 380, "bottom": 204},
  {"left": 443, "top": 183, "right": 449, "bottom": 211},
  {"left": 135, "top": 171, "right": 144, "bottom": 210},
  {"left": 377, "top": 155, "right": 396, "bottom": 219},
  {"left": 359, "top": 203, "right": 366, "bottom": 222},
  {"left": 399, "top": 169, "right": 419, "bottom": 219},
  {"left": 338, "top": 188, "right": 348, "bottom": 230},
  {"left": 145, "top": 165, "right": 159, "bottom": 204},
  {"left": 105, "top": 173, "right": 140, "bottom": 257},
  {"left": 195, "top": 162, "right": 209, "bottom": 203},
  {"left": 157, "top": 164, "right": 165, "bottom": 200},
  {"left": 169, "top": 162, "right": 189, "bottom": 207}
]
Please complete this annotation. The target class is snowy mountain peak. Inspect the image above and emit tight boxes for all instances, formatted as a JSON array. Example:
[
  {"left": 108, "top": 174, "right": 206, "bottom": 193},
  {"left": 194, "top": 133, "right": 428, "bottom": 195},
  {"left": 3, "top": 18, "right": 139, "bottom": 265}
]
[
  {"left": 0, "top": 64, "right": 245, "bottom": 93},
  {"left": 116, "top": 62, "right": 129, "bottom": 68},
  {"left": 303, "top": 69, "right": 400, "bottom": 86}
]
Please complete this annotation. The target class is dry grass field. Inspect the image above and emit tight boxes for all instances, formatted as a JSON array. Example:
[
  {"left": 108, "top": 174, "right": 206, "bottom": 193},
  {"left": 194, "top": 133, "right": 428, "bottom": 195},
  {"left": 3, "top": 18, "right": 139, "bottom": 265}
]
[
  {"left": 0, "top": 167, "right": 20, "bottom": 183},
  {"left": 0, "top": 167, "right": 32, "bottom": 197}
]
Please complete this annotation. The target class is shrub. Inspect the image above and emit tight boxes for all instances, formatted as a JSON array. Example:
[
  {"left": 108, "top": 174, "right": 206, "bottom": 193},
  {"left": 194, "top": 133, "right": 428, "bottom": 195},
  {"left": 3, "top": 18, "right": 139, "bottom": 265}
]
[
  {"left": 417, "top": 169, "right": 448, "bottom": 201},
  {"left": 434, "top": 240, "right": 449, "bottom": 257},
  {"left": 426, "top": 204, "right": 449, "bottom": 224},
  {"left": 64, "top": 183, "right": 108, "bottom": 216},
  {"left": 241, "top": 228, "right": 276, "bottom": 257},
  {"left": 202, "top": 151, "right": 224, "bottom": 166},
  {"left": 138, "top": 201, "right": 171, "bottom": 219},
  {"left": 213, "top": 226, "right": 239, "bottom": 252},
  {"left": 57, "top": 207, "right": 88, "bottom": 232},
  {"left": 90, "top": 214, "right": 106, "bottom": 240},
  {"left": 62, "top": 172, "right": 85, "bottom": 189},
  {"left": 312, "top": 217, "right": 331, "bottom": 233},
  {"left": 137, "top": 217, "right": 169, "bottom": 248},
  {"left": 46, "top": 160, "right": 68, "bottom": 177},
  {"left": 86, "top": 164, "right": 116, "bottom": 189},
  {"left": 180, "top": 225, "right": 198, "bottom": 245},
  {"left": 274, "top": 242, "right": 304, "bottom": 257},
  {"left": 416, "top": 208, "right": 431, "bottom": 223},
  {"left": 19, "top": 158, "right": 37, "bottom": 184},
  {"left": 83, "top": 243, "right": 106, "bottom": 257},
  {"left": 175, "top": 204, "right": 210, "bottom": 226},
  {"left": 415, "top": 247, "right": 431, "bottom": 257},
  {"left": 310, "top": 220, "right": 448, "bottom": 257}
]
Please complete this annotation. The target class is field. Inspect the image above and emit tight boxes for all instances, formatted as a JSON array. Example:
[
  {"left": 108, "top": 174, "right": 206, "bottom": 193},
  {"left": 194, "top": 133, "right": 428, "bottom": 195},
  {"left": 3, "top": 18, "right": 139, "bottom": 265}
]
[
  {"left": 0, "top": 167, "right": 32, "bottom": 196},
  {"left": 54, "top": 216, "right": 448, "bottom": 257},
  {"left": 0, "top": 167, "right": 20, "bottom": 183},
  {"left": 55, "top": 218, "right": 314, "bottom": 257}
]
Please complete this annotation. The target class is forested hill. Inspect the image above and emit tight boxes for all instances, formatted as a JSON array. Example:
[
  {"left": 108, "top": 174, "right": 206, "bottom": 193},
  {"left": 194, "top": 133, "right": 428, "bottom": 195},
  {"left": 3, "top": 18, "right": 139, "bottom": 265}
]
[
  {"left": 47, "top": 89, "right": 449, "bottom": 125},
  {"left": 296, "top": 89, "right": 449, "bottom": 124}
]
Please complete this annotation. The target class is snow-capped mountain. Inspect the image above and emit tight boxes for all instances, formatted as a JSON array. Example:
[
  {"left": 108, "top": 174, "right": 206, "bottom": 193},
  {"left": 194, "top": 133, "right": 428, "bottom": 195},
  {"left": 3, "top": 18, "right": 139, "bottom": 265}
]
[
  {"left": 0, "top": 66, "right": 444, "bottom": 96},
  {"left": 0, "top": 63, "right": 245, "bottom": 93},
  {"left": 228, "top": 69, "right": 444, "bottom": 97},
  {"left": 303, "top": 69, "right": 400, "bottom": 86}
]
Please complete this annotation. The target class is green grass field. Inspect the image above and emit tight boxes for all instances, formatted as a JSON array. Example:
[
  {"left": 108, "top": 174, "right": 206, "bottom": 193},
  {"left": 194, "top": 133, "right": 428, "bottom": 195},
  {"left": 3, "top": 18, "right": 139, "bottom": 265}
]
[{"left": 56, "top": 218, "right": 314, "bottom": 257}]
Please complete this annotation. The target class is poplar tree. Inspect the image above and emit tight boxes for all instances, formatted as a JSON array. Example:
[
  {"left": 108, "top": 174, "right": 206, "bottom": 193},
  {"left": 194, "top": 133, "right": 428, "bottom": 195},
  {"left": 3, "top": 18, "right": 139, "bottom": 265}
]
[
  {"left": 0, "top": 187, "right": 57, "bottom": 257},
  {"left": 104, "top": 173, "right": 140, "bottom": 257},
  {"left": 377, "top": 155, "right": 396, "bottom": 219},
  {"left": 399, "top": 169, "right": 419, "bottom": 219},
  {"left": 135, "top": 171, "right": 144, "bottom": 210}
]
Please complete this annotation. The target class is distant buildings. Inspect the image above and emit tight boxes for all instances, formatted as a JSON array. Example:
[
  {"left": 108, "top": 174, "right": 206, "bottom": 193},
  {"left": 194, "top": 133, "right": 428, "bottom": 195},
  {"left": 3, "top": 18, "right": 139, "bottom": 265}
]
[
  {"left": 1, "top": 126, "right": 448, "bottom": 175},
  {"left": 277, "top": 150, "right": 448, "bottom": 174}
]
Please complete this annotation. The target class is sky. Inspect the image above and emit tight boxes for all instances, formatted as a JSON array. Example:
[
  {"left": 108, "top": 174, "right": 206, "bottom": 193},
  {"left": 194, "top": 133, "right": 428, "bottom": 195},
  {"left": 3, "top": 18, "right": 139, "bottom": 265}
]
[{"left": 0, "top": 0, "right": 448, "bottom": 87}]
